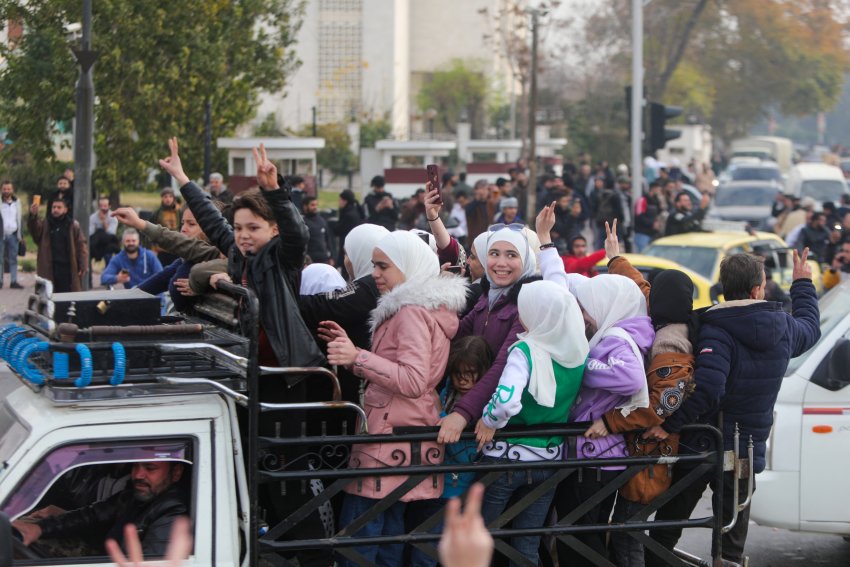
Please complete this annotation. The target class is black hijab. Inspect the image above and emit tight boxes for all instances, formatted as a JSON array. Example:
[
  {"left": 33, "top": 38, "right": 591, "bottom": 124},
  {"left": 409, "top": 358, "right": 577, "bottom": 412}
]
[{"left": 649, "top": 269, "right": 700, "bottom": 346}]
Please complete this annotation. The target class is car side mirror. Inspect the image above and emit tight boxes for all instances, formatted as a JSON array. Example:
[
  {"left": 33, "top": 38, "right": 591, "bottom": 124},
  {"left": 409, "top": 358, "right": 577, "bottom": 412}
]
[
  {"left": 828, "top": 338, "right": 850, "bottom": 390},
  {"left": 709, "top": 282, "right": 723, "bottom": 304},
  {"left": 0, "top": 512, "right": 11, "bottom": 567}
]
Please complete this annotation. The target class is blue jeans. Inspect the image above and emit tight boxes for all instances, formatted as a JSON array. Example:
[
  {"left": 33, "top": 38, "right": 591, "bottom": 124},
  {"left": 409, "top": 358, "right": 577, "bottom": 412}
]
[
  {"left": 0, "top": 233, "right": 18, "bottom": 285},
  {"left": 634, "top": 232, "right": 652, "bottom": 253},
  {"left": 337, "top": 493, "right": 406, "bottom": 567},
  {"left": 479, "top": 457, "right": 557, "bottom": 567}
]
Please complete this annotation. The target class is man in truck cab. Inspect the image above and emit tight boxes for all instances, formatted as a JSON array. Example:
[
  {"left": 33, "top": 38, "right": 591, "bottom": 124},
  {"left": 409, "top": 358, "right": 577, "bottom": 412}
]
[{"left": 12, "top": 460, "right": 188, "bottom": 558}]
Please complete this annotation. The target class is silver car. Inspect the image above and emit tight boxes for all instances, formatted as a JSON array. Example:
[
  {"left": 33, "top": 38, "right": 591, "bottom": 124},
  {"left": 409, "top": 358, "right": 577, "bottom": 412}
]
[{"left": 707, "top": 180, "right": 781, "bottom": 231}]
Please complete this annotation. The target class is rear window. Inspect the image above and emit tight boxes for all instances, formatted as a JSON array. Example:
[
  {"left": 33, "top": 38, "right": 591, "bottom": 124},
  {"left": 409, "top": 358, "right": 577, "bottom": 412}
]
[
  {"left": 800, "top": 179, "right": 846, "bottom": 202},
  {"left": 643, "top": 245, "right": 718, "bottom": 280},
  {"left": 0, "top": 403, "right": 28, "bottom": 469},
  {"left": 715, "top": 186, "right": 777, "bottom": 207},
  {"left": 731, "top": 168, "right": 782, "bottom": 182}
]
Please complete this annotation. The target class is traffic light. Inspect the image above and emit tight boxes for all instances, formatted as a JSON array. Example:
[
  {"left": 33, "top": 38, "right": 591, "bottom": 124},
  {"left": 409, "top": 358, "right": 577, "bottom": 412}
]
[{"left": 647, "top": 102, "right": 682, "bottom": 154}]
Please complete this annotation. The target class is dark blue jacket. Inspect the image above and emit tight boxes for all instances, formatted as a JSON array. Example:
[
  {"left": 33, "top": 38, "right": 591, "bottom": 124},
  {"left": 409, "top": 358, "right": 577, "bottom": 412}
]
[
  {"left": 663, "top": 279, "right": 820, "bottom": 473},
  {"left": 138, "top": 259, "right": 195, "bottom": 313}
]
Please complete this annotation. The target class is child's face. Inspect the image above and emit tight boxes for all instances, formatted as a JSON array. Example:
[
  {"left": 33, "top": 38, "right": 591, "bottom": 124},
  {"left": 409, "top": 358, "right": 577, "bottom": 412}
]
[
  {"left": 234, "top": 208, "right": 279, "bottom": 254},
  {"left": 451, "top": 366, "right": 478, "bottom": 394}
]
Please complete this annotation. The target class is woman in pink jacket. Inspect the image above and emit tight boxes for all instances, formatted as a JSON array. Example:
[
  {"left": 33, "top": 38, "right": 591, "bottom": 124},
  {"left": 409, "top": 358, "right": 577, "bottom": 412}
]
[{"left": 319, "top": 230, "right": 468, "bottom": 567}]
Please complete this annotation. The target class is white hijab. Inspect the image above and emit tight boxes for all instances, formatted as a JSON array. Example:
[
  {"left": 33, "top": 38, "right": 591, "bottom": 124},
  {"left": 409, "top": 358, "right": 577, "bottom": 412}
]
[
  {"left": 516, "top": 280, "right": 588, "bottom": 407},
  {"left": 375, "top": 230, "right": 440, "bottom": 283},
  {"left": 300, "top": 263, "right": 347, "bottom": 295},
  {"left": 484, "top": 228, "right": 536, "bottom": 307},
  {"left": 408, "top": 228, "right": 438, "bottom": 253},
  {"left": 575, "top": 274, "right": 647, "bottom": 350},
  {"left": 344, "top": 224, "right": 390, "bottom": 280}
]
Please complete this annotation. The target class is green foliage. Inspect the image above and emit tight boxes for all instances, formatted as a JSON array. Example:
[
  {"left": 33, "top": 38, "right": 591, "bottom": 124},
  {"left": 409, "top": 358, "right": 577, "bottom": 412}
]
[
  {"left": 0, "top": 0, "right": 304, "bottom": 193},
  {"left": 359, "top": 116, "right": 391, "bottom": 149},
  {"left": 416, "top": 59, "right": 488, "bottom": 137},
  {"left": 254, "top": 113, "right": 286, "bottom": 137},
  {"left": 299, "top": 123, "right": 355, "bottom": 176}
]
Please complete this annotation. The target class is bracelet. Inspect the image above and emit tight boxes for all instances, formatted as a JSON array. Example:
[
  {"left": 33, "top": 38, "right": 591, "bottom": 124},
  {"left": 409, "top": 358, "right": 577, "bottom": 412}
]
[
  {"left": 539, "top": 242, "right": 556, "bottom": 250},
  {"left": 426, "top": 215, "right": 439, "bottom": 222}
]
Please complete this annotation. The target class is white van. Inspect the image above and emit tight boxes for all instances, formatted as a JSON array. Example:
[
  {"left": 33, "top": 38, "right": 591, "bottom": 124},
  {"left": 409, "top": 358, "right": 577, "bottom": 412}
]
[
  {"left": 750, "top": 279, "right": 850, "bottom": 536},
  {"left": 785, "top": 162, "right": 849, "bottom": 204}
]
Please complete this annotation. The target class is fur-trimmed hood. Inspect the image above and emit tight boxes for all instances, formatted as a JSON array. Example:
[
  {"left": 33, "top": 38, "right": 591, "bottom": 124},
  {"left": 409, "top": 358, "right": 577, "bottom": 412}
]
[{"left": 370, "top": 273, "right": 469, "bottom": 334}]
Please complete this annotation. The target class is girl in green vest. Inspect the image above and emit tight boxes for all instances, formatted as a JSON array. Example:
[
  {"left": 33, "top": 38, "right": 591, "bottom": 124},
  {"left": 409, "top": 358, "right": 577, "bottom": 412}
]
[{"left": 474, "top": 279, "right": 589, "bottom": 565}]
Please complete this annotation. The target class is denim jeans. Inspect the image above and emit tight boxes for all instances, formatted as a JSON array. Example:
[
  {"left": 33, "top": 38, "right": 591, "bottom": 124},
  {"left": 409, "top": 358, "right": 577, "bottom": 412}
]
[
  {"left": 479, "top": 457, "right": 557, "bottom": 567},
  {"left": 634, "top": 232, "right": 652, "bottom": 253},
  {"left": 0, "top": 233, "right": 18, "bottom": 284},
  {"left": 404, "top": 498, "right": 444, "bottom": 567},
  {"left": 337, "top": 493, "right": 406, "bottom": 567}
]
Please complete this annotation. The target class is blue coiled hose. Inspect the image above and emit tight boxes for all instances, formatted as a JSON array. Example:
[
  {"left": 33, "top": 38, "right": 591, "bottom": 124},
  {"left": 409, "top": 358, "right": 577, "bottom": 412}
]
[
  {"left": 110, "top": 342, "right": 126, "bottom": 386},
  {"left": 0, "top": 326, "right": 28, "bottom": 361},
  {"left": 73, "top": 344, "right": 94, "bottom": 388},
  {"left": 10, "top": 337, "right": 41, "bottom": 373},
  {"left": 18, "top": 341, "right": 50, "bottom": 385}
]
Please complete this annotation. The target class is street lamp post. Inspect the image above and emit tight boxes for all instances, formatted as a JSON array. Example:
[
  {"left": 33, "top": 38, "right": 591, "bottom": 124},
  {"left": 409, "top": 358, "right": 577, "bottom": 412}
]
[
  {"left": 72, "top": 0, "right": 97, "bottom": 290},
  {"left": 526, "top": 8, "right": 540, "bottom": 225}
]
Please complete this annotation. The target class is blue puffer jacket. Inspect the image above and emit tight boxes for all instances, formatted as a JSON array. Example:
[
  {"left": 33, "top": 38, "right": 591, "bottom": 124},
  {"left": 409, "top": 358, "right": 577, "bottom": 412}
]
[{"left": 663, "top": 279, "right": 820, "bottom": 473}]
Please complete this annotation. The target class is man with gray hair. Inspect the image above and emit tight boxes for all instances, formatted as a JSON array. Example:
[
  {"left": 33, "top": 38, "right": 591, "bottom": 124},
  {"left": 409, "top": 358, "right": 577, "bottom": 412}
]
[
  {"left": 100, "top": 228, "right": 163, "bottom": 288},
  {"left": 207, "top": 172, "right": 232, "bottom": 205}
]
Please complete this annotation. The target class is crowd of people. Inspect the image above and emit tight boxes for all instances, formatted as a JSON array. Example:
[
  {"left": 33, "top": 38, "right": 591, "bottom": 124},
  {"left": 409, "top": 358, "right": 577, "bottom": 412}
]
[{"left": 8, "top": 144, "right": 825, "bottom": 567}]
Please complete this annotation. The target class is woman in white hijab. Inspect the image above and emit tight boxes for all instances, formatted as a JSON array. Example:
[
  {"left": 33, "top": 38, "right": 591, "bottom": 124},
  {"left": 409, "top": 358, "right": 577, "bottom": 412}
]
[
  {"left": 473, "top": 279, "right": 588, "bottom": 564},
  {"left": 555, "top": 274, "right": 656, "bottom": 565},
  {"left": 299, "top": 263, "right": 347, "bottom": 295},
  {"left": 318, "top": 230, "right": 468, "bottom": 567},
  {"left": 437, "top": 226, "right": 538, "bottom": 446},
  {"left": 343, "top": 223, "right": 390, "bottom": 281}
]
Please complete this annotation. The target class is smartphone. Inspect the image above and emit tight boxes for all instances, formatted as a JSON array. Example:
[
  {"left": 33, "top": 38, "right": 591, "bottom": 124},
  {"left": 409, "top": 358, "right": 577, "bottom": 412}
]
[
  {"left": 32, "top": 195, "right": 41, "bottom": 207},
  {"left": 426, "top": 164, "right": 442, "bottom": 205},
  {"left": 445, "top": 264, "right": 464, "bottom": 273}
]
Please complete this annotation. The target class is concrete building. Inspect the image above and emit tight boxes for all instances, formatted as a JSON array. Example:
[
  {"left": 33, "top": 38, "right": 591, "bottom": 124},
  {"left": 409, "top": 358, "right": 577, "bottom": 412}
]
[{"left": 254, "top": 0, "right": 519, "bottom": 140}]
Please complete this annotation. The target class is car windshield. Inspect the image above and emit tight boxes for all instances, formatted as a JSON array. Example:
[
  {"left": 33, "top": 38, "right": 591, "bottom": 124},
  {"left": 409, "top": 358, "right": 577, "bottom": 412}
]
[
  {"left": 715, "top": 186, "right": 777, "bottom": 207},
  {"left": 786, "top": 283, "right": 850, "bottom": 376},
  {"left": 800, "top": 180, "right": 846, "bottom": 202},
  {"left": 642, "top": 245, "right": 719, "bottom": 280},
  {"left": 0, "top": 403, "right": 28, "bottom": 472},
  {"left": 731, "top": 168, "right": 782, "bottom": 182}
]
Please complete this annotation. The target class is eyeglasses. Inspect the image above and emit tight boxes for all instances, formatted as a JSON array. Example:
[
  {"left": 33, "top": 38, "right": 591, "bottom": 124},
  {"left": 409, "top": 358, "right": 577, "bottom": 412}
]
[{"left": 488, "top": 223, "right": 525, "bottom": 233}]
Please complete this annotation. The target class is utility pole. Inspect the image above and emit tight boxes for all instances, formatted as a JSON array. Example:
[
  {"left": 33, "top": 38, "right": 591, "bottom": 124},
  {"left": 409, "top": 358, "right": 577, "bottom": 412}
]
[
  {"left": 203, "top": 100, "right": 212, "bottom": 187},
  {"left": 526, "top": 8, "right": 540, "bottom": 224},
  {"left": 72, "top": 0, "right": 97, "bottom": 290},
  {"left": 630, "top": 0, "right": 644, "bottom": 244}
]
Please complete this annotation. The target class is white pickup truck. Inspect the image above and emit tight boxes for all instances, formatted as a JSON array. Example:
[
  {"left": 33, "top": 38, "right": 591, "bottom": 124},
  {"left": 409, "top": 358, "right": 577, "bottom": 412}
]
[{"left": 751, "top": 279, "right": 850, "bottom": 536}]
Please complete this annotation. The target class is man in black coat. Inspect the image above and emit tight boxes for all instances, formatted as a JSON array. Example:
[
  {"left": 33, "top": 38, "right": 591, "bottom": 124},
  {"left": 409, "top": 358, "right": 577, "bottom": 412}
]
[
  {"left": 645, "top": 251, "right": 820, "bottom": 566},
  {"left": 301, "top": 195, "right": 334, "bottom": 264},
  {"left": 664, "top": 190, "right": 711, "bottom": 236},
  {"left": 13, "top": 461, "right": 187, "bottom": 558}
]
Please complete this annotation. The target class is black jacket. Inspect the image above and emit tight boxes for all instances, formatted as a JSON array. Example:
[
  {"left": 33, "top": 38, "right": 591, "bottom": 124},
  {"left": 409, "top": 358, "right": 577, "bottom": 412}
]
[
  {"left": 302, "top": 212, "right": 334, "bottom": 263},
  {"left": 663, "top": 279, "right": 821, "bottom": 472},
  {"left": 665, "top": 206, "right": 707, "bottom": 236},
  {"left": 335, "top": 202, "right": 365, "bottom": 254},
  {"left": 39, "top": 485, "right": 187, "bottom": 557},
  {"left": 181, "top": 179, "right": 326, "bottom": 373}
]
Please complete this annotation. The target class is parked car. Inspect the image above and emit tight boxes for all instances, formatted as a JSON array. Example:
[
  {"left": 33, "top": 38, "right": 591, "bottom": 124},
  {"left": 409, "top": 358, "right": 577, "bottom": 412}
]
[
  {"left": 643, "top": 230, "right": 824, "bottom": 294},
  {"left": 707, "top": 180, "right": 781, "bottom": 231},
  {"left": 594, "top": 253, "right": 718, "bottom": 309}
]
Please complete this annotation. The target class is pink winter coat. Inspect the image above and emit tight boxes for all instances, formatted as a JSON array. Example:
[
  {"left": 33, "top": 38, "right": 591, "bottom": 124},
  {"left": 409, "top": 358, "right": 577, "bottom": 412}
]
[{"left": 345, "top": 275, "right": 468, "bottom": 501}]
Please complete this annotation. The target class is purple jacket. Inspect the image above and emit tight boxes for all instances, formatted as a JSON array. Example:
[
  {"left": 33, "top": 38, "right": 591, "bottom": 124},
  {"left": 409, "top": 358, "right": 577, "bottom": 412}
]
[
  {"left": 570, "top": 315, "right": 654, "bottom": 466},
  {"left": 451, "top": 286, "right": 527, "bottom": 423}
]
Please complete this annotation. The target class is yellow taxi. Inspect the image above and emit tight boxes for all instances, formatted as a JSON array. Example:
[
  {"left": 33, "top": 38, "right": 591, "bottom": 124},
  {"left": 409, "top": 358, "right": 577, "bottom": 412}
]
[
  {"left": 594, "top": 253, "right": 718, "bottom": 309},
  {"left": 643, "top": 231, "right": 824, "bottom": 294}
]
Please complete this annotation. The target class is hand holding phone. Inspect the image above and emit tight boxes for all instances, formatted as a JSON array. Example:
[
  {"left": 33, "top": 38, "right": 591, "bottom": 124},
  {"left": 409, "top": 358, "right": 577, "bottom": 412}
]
[{"left": 426, "top": 164, "right": 442, "bottom": 205}]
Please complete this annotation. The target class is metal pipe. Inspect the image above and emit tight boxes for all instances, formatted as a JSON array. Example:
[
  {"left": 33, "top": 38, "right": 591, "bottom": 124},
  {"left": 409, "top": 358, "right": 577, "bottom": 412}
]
[
  {"left": 631, "top": 0, "right": 644, "bottom": 248},
  {"left": 259, "top": 401, "right": 367, "bottom": 434},
  {"left": 157, "top": 376, "right": 248, "bottom": 406},
  {"left": 739, "top": 435, "right": 755, "bottom": 509},
  {"left": 722, "top": 424, "right": 741, "bottom": 533}
]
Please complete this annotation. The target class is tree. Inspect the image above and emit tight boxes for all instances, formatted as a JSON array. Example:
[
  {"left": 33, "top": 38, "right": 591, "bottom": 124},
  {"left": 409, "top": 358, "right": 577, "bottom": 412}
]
[
  {"left": 299, "top": 123, "right": 356, "bottom": 177},
  {"left": 359, "top": 115, "right": 392, "bottom": 149},
  {"left": 0, "top": 0, "right": 304, "bottom": 195},
  {"left": 416, "top": 59, "right": 488, "bottom": 137}
]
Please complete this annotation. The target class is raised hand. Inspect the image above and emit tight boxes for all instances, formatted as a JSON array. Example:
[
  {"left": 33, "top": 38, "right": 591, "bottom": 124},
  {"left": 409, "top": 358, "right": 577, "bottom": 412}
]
[
  {"left": 424, "top": 182, "right": 442, "bottom": 220},
  {"left": 535, "top": 201, "right": 556, "bottom": 245},
  {"left": 604, "top": 219, "right": 620, "bottom": 259},
  {"left": 106, "top": 517, "right": 192, "bottom": 567},
  {"left": 438, "top": 483, "right": 493, "bottom": 567},
  {"left": 159, "top": 138, "right": 190, "bottom": 187},
  {"left": 111, "top": 207, "right": 145, "bottom": 230},
  {"left": 252, "top": 144, "right": 279, "bottom": 190},
  {"left": 792, "top": 247, "right": 812, "bottom": 281}
]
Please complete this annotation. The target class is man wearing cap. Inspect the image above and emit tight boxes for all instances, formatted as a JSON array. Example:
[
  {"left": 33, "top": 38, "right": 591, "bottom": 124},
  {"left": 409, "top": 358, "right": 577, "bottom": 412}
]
[
  {"left": 100, "top": 229, "right": 163, "bottom": 289},
  {"left": 150, "top": 187, "right": 182, "bottom": 265},
  {"left": 494, "top": 196, "right": 522, "bottom": 225},
  {"left": 12, "top": 460, "right": 188, "bottom": 558},
  {"left": 664, "top": 190, "right": 711, "bottom": 236}
]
